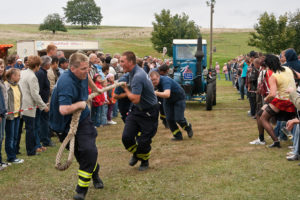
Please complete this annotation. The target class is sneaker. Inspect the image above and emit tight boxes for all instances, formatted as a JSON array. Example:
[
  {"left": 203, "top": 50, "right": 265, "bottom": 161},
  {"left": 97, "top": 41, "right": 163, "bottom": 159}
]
[
  {"left": 288, "top": 146, "right": 294, "bottom": 149},
  {"left": 0, "top": 166, "right": 4, "bottom": 171},
  {"left": 287, "top": 154, "right": 299, "bottom": 161},
  {"left": 107, "top": 120, "right": 117, "bottom": 125},
  {"left": 11, "top": 158, "right": 24, "bottom": 164},
  {"left": 139, "top": 160, "right": 149, "bottom": 171},
  {"left": 1, "top": 162, "right": 11, "bottom": 168},
  {"left": 249, "top": 138, "right": 266, "bottom": 145},
  {"left": 287, "top": 151, "right": 295, "bottom": 156}
]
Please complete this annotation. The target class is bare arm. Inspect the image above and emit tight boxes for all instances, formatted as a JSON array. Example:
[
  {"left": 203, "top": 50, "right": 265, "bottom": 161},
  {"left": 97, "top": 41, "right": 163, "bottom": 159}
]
[
  {"left": 123, "top": 86, "right": 141, "bottom": 104},
  {"left": 113, "top": 93, "right": 127, "bottom": 100},
  {"left": 155, "top": 89, "right": 171, "bottom": 99},
  {"left": 59, "top": 101, "right": 86, "bottom": 116}
]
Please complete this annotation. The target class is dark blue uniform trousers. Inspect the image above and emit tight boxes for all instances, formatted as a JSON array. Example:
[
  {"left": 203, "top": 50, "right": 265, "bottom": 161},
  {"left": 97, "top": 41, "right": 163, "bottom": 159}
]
[
  {"left": 122, "top": 105, "right": 159, "bottom": 161},
  {"left": 164, "top": 99, "right": 189, "bottom": 138},
  {"left": 72, "top": 116, "right": 100, "bottom": 195}
]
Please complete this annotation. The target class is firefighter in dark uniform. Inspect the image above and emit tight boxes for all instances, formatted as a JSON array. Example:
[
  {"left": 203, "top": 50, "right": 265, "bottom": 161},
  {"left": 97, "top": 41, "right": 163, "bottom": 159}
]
[
  {"left": 113, "top": 72, "right": 131, "bottom": 123},
  {"left": 150, "top": 70, "right": 193, "bottom": 140},
  {"left": 120, "top": 51, "right": 159, "bottom": 171},
  {"left": 49, "top": 53, "right": 103, "bottom": 200}
]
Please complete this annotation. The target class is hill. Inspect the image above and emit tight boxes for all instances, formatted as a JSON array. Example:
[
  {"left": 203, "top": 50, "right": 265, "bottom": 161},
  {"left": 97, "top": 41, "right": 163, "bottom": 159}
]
[{"left": 0, "top": 24, "right": 258, "bottom": 65}]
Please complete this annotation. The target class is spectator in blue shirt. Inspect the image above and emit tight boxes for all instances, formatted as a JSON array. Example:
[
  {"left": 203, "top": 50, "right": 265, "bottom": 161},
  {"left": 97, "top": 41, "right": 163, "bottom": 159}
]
[{"left": 239, "top": 58, "right": 250, "bottom": 100}]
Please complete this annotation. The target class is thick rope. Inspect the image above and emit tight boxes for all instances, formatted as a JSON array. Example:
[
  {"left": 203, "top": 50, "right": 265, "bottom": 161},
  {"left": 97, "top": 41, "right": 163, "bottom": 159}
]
[{"left": 55, "top": 81, "right": 126, "bottom": 171}]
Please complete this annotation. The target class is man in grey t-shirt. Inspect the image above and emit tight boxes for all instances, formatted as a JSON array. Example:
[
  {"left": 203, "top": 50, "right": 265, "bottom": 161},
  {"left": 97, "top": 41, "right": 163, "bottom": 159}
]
[{"left": 120, "top": 51, "right": 159, "bottom": 171}]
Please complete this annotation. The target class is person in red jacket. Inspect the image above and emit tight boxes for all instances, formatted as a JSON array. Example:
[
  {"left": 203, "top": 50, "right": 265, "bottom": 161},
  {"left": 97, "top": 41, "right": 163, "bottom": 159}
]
[{"left": 90, "top": 74, "right": 105, "bottom": 127}]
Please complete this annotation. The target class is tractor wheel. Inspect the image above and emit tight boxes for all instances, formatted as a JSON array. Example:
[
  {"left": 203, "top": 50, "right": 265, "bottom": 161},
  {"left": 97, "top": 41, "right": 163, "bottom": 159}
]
[
  {"left": 213, "top": 80, "right": 217, "bottom": 106},
  {"left": 206, "top": 82, "right": 214, "bottom": 110}
]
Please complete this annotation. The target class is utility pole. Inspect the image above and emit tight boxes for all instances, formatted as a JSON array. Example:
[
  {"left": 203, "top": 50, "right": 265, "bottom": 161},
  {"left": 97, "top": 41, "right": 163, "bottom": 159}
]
[{"left": 206, "top": 0, "right": 215, "bottom": 69}]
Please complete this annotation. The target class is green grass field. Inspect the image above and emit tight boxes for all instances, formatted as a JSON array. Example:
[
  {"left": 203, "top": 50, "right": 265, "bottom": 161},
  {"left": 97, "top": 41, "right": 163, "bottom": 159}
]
[
  {"left": 1, "top": 25, "right": 298, "bottom": 200},
  {"left": 1, "top": 80, "right": 300, "bottom": 200}
]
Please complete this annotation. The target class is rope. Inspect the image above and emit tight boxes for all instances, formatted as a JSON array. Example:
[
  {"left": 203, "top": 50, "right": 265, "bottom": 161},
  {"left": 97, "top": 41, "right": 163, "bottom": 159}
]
[{"left": 55, "top": 81, "right": 126, "bottom": 171}]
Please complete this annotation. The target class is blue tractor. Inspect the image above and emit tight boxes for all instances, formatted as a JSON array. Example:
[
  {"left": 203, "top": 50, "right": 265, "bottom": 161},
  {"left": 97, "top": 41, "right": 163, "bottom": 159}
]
[{"left": 172, "top": 36, "right": 216, "bottom": 110}]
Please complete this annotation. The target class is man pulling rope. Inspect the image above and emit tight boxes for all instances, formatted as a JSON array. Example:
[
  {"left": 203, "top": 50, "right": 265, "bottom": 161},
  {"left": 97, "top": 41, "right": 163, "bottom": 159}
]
[{"left": 49, "top": 53, "right": 124, "bottom": 200}]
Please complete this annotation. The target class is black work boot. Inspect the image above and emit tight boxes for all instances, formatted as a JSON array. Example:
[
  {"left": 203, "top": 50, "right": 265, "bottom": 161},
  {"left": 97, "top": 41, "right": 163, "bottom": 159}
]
[
  {"left": 129, "top": 155, "right": 139, "bottom": 166},
  {"left": 171, "top": 132, "right": 183, "bottom": 141},
  {"left": 268, "top": 141, "right": 281, "bottom": 148},
  {"left": 93, "top": 176, "right": 104, "bottom": 189},
  {"left": 73, "top": 193, "right": 85, "bottom": 200},
  {"left": 139, "top": 160, "right": 149, "bottom": 171},
  {"left": 162, "top": 119, "right": 169, "bottom": 129},
  {"left": 74, "top": 186, "right": 87, "bottom": 200},
  {"left": 186, "top": 123, "right": 193, "bottom": 138}
]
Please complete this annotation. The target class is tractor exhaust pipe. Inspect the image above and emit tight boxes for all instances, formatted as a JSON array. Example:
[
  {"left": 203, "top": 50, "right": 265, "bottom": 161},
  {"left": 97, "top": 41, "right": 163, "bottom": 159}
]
[{"left": 193, "top": 36, "right": 204, "bottom": 94}]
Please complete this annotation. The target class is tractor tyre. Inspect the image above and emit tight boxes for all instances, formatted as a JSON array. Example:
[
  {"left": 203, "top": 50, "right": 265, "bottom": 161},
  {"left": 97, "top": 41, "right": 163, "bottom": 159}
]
[
  {"left": 213, "top": 80, "right": 217, "bottom": 106},
  {"left": 206, "top": 82, "right": 214, "bottom": 111}
]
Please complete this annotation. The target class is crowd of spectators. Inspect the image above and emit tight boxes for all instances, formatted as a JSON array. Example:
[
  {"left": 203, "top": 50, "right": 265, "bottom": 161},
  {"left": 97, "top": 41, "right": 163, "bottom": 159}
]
[
  {"left": 224, "top": 49, "right": 300, "bottom": 163},
  {"left": 0, "top": 45, "right": 173, "bottom": 171}
]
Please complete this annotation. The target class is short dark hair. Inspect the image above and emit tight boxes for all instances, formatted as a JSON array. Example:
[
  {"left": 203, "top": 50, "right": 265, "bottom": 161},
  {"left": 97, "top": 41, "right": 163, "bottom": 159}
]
[
  {"left": 158, "top": 64, "right": 169, "bottom": 73},
  {"left": 59, "top": 57, "right": 67, "bottom": 66},
  {"left": 7, "top": 55, "right": 16, "bottom": 65},
  {"left": 249, "top": 51, "right": 258, "bottom": 58},
  {"left": 51, "top": 56, "right": 59, "bottom": 64},
  {"left": 122, "top": 51, "right": 136, "bottom": 65}
]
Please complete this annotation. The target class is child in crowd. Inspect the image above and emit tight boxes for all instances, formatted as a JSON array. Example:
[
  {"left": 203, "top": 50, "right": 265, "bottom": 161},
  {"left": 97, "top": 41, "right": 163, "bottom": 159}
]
[
  {"left": 4, "top": 68, "right": 24, "bottom": 164},
  {"left": 91, "top": 74, "right": 105, "bottom": 127},
  {"left": 100, "top": 79, "right": 109, "bottom": 126},
  {"left": 106, "top": 73, "right": 117, "bottom": 125}
]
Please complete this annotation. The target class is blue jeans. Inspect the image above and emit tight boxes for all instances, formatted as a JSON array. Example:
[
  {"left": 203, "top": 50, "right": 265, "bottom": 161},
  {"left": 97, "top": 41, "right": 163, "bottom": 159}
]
[
  {"left": 225, "top": 73, "right": 228, "bottom": 81},
  {"left": 36, "top": 109, "right": 51, "bottom": 146},
  {"left": 101, "top": 105, "right": 108, "bottom": 125},
  {"left": 113, "top": 101, "right": 118, "bottom": 118},
  {"left": 5, "top": 117, "right": 20, "bottom": 161},
  {"left": 274, "top": 121, "right": 288, "bottom": 141},
  {"left": 217, "top": 73, "right": 220, "bottom": 80},
  {"left": 23, "top": 116, "right": 38, "bottom": 155},
  {"left": 239, "top": 77, "right": 247, "bottom": 99},
  {"left": 91, "top": 106, "right": 102, "bottom": 127},
  {"left": 292, "top": 124, "right": 299, "bottom": 155},
  {"left": 0, "top": 117, "right": 6, "bottom": 163}
]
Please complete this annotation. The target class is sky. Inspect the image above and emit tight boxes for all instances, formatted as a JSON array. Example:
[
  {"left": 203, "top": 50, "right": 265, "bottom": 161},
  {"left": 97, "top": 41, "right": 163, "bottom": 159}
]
[{"left": 0, "top": 0, "right": 299, "bottom": 28}]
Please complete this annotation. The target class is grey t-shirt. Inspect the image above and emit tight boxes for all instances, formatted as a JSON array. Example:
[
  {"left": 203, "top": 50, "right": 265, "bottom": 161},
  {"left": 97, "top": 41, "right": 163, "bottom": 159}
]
[{"left": 129, "top": 65, "right": 157, "bottom": 110}]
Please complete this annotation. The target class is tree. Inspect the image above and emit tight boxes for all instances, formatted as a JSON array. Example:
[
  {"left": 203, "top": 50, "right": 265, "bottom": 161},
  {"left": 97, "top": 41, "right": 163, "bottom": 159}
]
[
  {"left": 63, "top": 0, "right": 103, "bottom": 29},
  {"left": 39, "top": 13, "right": 67, "bottom": 34},
  {"left": 248, "top": 12, "right": 293, "bottom": 54},
  {"left": 151, "top": 9, "right": 200, "bottom": 57},
  {"left": 288, "top": 10, "right": 300, "bottom": 54}
]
